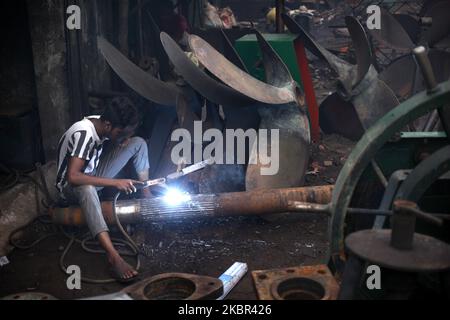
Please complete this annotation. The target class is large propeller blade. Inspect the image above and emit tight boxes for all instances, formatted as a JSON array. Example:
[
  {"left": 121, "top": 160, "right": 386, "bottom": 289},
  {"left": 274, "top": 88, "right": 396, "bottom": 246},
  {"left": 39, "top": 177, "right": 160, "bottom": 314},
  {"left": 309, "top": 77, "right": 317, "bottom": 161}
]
[
  {"left": 160, "top": 32, "right": 255, "bottom": 107},
  {"left": 188, "top": 34, "right": 297, "bottom": 105},
  {"left": 98, "top": 37, "right": 181, "bottom": 106}
]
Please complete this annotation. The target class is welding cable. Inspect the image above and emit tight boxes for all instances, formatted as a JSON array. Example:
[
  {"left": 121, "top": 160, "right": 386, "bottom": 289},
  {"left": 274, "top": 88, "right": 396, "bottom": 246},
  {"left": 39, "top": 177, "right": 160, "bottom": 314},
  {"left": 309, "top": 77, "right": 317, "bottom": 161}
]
[
  {"left": 7, "top": 163, "right": 58, "bottom": 250},
  {"left": 35, "top": 163, "right": 56, "bottom": 208},
  {"left": 8, "top": 216, "right": 58, "bottom": 250},
  {"left": 57, "top": 190, "right": 142, "bottom": 284},
  {"left": 9, "top": 197, "right": 140, "bottom": 284},
  {"left": 0, "top": 163, "right": 20, "bottom": 192},
  {"left": 0, "top": 162, "right": 56, "bottom": 209},
  {"left": 58, "top": 225, "right": 140, "bottom": 284},
  {"left": 81, "top": 237, "right": 133, "bottom": 255},
  {"left": 112, "top": 191, "right": 141, "bottom": 254}
]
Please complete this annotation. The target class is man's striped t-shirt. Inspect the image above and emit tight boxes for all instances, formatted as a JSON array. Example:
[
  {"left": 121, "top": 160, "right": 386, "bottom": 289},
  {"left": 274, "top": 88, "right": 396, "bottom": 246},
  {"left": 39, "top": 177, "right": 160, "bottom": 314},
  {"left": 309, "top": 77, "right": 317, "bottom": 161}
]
[{"left": 56, "top": 116, "right": 107, "bottom": 193}]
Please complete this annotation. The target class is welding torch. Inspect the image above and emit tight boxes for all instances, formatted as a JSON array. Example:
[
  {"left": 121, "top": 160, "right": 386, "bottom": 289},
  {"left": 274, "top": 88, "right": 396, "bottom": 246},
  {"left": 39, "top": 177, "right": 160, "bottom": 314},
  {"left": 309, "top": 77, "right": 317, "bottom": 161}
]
[
  {"left": 111, "top": 159, "right": 214, "bottom": 255},
  {"left": 132, "top": 158, "right": 214, "bottom": 194}
]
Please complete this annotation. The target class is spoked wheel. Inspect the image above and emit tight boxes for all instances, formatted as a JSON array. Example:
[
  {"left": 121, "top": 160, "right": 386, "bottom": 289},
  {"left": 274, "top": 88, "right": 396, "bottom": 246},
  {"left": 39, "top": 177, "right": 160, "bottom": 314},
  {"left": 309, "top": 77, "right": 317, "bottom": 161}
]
[{"left": 328, "top": 48, "right": 450, "bottom": 266}]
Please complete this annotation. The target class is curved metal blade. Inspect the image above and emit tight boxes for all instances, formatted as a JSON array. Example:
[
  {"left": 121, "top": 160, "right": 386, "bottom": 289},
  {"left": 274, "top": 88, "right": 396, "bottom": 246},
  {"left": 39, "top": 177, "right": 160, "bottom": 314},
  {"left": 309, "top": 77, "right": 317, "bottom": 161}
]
[
  {"left": 188, "top": 34, "right": 296, "bottom": 105},
  {"left": 146, "top": 11, "right": 171, "bottom": 80},
  {"left": 380, "top": 49, "right": 450, "bottom": 133},
  {"left": 281, "top": 13, "right": 354, "bottom": 94},
  {"left": 160, "top": 32, "right": 255, "bottom": 107},
  {"left": 245, "top": 104, "right": 311, "bottom": 190},
  {"left": 380, "top": 50, "right": 450, "bottom": 100},
  {"left": 319, "top": 93, "right": 365, "bottom": 141},
  {"left": 98, "top": 37, "right": 180, "bottom": 106},
  {"left": 220, "top": 28, "right": 249, "bottom": 73},
  {"left": 422, "top": 1, "right": 450, "bottom": 47},
  {"left": 243, "top": 31, "right": 310, "bottom": 188},
  {"left": 345, "top": 16, "right": 372, "bottom": 87},
  {"left": 254, "top": 30, "right": 294, "bottom": 88},
  {"left": 420, "top": 0, "right": 443, "bottom": 16},
  {"left": 379, "top": 54, "right": 418, "bottom": 100},
  {"left": 352, "top": 76, "right": 400, "bottom": 130},
  {"left": 369, "top": 8, "right": 415, "bottom": 50},
  {"left": 393, "top": 14, "right": 421, "bottom": 44}
]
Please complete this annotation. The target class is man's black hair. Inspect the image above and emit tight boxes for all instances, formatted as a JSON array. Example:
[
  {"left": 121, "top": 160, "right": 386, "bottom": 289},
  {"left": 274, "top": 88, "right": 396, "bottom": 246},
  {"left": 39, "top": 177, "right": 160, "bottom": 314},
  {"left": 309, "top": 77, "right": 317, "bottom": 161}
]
[{"left": 101, "top": 97, "right": 139, "bottom": 129}]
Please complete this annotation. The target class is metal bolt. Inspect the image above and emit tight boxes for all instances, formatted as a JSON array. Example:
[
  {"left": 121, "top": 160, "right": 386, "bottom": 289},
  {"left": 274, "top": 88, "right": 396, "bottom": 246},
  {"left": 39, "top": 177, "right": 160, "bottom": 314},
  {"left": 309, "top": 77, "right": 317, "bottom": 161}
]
[{"left": 391, "top": 200, "right": 418, "bottom": 250}]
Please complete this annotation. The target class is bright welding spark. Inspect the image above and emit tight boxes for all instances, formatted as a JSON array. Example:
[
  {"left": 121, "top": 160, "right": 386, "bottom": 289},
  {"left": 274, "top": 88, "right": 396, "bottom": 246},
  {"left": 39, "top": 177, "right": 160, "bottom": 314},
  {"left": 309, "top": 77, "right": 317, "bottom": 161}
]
[{"left": 163, "top": 188, "right": 191, "bottom": 206}]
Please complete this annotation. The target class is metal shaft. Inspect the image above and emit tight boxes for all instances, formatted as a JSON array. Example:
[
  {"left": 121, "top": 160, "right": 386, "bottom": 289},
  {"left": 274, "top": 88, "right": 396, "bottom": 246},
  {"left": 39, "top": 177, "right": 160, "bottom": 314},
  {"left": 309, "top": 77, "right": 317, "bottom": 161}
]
[
  {"left": 49, "top": 185, "right": 334, "bottom": 226},
  {"left": 391, "top": 200, "right": 417, "bottom": 250},
  {"left": 413, "top": 46, "right": 438, "bottom": 92},
  {"left": 288, "top": 201, "right": 449, "bottom": 220}
]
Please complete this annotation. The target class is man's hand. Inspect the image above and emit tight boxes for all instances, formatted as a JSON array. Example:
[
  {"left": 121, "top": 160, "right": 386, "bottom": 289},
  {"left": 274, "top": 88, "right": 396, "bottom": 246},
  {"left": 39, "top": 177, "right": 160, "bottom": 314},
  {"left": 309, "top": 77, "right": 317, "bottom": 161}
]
[
  {"left": 113, "top": 179, "right": 142, "bottom": 194},
  {"left": 67, "top": 157, "right": 144, "bottom": 193}
]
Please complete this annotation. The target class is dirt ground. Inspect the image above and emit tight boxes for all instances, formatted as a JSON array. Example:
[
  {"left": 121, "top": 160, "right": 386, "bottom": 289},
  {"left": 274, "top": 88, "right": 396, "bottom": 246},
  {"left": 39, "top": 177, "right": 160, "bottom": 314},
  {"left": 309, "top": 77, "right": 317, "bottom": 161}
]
[{"left": 0, "top": 134, "right": 354, "bottom": 300}]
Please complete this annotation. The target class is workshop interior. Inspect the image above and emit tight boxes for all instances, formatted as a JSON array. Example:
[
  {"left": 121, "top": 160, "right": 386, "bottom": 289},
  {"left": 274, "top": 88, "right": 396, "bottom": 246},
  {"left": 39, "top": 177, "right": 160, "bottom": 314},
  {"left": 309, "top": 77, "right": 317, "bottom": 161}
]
[{"left": 0, "top": 0, "right": 449, "bottom": 301}]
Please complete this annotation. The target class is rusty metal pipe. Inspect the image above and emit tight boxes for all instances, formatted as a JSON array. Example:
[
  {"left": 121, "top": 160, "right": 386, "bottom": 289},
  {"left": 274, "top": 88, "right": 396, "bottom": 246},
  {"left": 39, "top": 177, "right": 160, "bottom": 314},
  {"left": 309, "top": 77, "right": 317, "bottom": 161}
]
[
  {"left": 49, "top": 185, "right": 333, "bottom": 226},
  {"left": 214, "top": 185, "right": 332, "bottom": 216}
]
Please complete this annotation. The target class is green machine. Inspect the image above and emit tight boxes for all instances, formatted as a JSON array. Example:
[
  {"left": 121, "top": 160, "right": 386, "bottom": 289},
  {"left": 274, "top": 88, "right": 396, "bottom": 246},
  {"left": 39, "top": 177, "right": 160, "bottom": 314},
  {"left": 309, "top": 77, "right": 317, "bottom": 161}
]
[{"left": 234, "top": 33, "right": 303, "bottom": 89}]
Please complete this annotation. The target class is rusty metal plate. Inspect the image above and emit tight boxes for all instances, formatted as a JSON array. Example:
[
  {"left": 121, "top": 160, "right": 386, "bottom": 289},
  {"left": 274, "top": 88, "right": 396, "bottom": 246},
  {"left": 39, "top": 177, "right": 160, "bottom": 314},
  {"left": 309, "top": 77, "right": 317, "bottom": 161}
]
[
  {"left": 122, "top": 273, "right": 223, "bottom": 300},
  {"left": 346, "top": 230, "right": 450, "bottom": 273},
  {"left": 252, "top": 265, "right": 339, "bottom": 300}
]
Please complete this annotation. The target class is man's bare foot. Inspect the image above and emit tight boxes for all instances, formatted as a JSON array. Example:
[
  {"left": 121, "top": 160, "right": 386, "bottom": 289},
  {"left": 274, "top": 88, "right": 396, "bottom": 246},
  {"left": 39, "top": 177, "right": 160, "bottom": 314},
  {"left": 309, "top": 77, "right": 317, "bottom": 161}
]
[{"left": 108, "top": 254, "right": 138, "bottom": 281}]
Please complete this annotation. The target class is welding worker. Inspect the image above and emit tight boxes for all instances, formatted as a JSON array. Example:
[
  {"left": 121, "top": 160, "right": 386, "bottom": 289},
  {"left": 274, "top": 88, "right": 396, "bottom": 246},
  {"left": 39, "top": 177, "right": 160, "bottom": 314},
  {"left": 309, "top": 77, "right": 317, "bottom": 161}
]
[{"left": 55, "top": 97, "right": 150, "bottom": 282}]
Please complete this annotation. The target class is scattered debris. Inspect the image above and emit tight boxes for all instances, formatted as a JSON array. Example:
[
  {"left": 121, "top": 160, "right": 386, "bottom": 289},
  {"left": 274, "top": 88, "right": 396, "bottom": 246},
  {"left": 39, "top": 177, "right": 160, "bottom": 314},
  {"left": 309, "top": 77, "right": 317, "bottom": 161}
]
[
  {"left": 204, "top": 3, "right": 238, "bottom": 29},
  {"left": 0, "top": 256, "right": 9, "bottom": 267},
  {"left": 323, "top": 160, "right": 333, "bottom": 167}
]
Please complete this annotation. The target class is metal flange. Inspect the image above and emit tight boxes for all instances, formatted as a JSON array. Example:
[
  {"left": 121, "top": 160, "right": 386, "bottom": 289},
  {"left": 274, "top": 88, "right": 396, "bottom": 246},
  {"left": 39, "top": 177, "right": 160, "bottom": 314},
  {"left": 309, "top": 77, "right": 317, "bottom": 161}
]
[
  {"left": 346, "top": 229, "right": 450, "bottom": 273},
  {"left": 122, "top": 273, "right": 223, "bottom": 300},
  {"left": 252, "top": 265, "right": 339, "bottom": 300}
]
